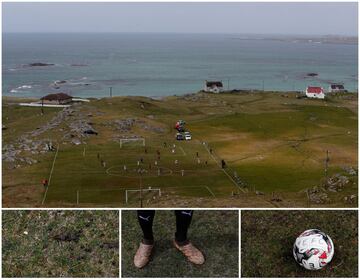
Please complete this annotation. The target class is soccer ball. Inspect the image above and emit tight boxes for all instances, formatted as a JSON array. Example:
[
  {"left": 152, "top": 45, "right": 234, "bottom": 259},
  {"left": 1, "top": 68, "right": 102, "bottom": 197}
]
[{"left": 293, "top": 229, "right": 334, "bottom": 270}]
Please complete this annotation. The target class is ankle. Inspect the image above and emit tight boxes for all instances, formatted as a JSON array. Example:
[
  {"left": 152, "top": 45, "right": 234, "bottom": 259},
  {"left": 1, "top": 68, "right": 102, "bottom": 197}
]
[
  {"left": 142, "top": 238, "right": 154, "bottom": 245},
  {"left": 175, "top": 239, "right": 190, "bottom": 246}
]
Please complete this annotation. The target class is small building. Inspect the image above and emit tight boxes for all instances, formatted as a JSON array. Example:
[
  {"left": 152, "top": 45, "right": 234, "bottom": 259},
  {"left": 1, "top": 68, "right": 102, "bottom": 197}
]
[
  {"left": 41, "top": 93, "right": 73, "bottom": 104},
  {"left": 329, "top": 84, "right": 346, "bottom": 93},
  {"left": 204, "top": 80, "right": 223, "bottom": 93},
  {"left": 305, "top": 86, "right": 325, "bottom": 99}
]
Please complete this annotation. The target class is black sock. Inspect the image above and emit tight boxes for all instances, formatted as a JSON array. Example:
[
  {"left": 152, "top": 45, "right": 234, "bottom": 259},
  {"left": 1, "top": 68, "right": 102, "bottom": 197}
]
[
  {"left": 174, "top": 210, "right": 193, "bottom": 245},
  {"left": 137, "top": 210, "right": 155, "bottom": 244}
]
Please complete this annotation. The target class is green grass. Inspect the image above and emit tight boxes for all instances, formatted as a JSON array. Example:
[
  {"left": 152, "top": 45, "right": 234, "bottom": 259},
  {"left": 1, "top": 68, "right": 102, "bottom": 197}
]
[
  {"left": 189, "top": 101, "right": 357, "bottom": 203},
  {"left": 2, "top": 210, "right": 119, "bottom": 277},
  {"left": 44, "top": 139, "right": 236, "bottom": 206},
  {"left": 241, "top": 210, "right": 358, "bottom": 277},
  {"left": 3, "top": 92, "right": 357, "bottom": 207},
  {"left": 191, "top": 105, "right": 356, "bottom": 138},
  {"left": 121, "top": 210, "right": 239, "bottom": 277}
]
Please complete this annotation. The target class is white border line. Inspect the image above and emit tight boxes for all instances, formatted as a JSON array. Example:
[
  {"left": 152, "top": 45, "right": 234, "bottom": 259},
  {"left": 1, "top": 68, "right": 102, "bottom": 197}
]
[
  {"left": 179, "top": 146, "right": 187, "bottom": 156},
  {"left": 202, "top": 141, "right": 246, "bottom": 193},
  {"left": 41, "top": 144, "right": 60, "bottom": 205},
  {"left": 204, "top": 185, "right": 216, "bottom": 197}
]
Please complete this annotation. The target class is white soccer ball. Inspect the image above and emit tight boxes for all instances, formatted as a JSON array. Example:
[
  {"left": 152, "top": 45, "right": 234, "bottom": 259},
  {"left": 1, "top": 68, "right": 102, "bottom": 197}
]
[{"left": 293, "top": 229, "right": 334, "bottom": 270}]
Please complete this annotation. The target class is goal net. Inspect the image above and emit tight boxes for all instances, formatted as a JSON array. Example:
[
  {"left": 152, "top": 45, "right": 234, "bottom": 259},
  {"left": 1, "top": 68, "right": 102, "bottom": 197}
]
[
  {"left": 125, "top": 187, "right": 161, "bottom": 203},
  {"left": 119, "top": 138, "right": 145, "bottom": 148}
]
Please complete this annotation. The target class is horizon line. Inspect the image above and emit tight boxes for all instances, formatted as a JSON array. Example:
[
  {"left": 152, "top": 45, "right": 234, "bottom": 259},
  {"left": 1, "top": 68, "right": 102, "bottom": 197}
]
[{"left": 2, "top": 31, "right": 358, "bottom": 37}]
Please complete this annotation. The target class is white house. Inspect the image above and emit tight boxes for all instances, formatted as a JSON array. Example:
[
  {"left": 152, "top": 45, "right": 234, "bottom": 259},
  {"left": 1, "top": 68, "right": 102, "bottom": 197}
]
[
  {"left": 329, "top": 84, "right": 346, "bottom": 93},
  {"left": 204, "top": 80, "right": 223, "bottom": 93},
  {"left": 305, "top": 86, "right": 325, "bottom": 99}
]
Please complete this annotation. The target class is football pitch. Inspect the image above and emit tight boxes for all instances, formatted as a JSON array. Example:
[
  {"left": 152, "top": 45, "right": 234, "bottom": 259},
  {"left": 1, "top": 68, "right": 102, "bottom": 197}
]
[
  {"left": 3, "top": 91, "right": 357, "bottom": 207},
  {"left": 42, "top": 138, "right": 239, "bottom": 206}
]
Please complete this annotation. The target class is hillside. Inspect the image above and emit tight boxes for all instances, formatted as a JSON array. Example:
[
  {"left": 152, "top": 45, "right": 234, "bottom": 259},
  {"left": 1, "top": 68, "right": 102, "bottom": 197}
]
[{"left": 2, "top": 91, "right": 358, "bottom": 207}]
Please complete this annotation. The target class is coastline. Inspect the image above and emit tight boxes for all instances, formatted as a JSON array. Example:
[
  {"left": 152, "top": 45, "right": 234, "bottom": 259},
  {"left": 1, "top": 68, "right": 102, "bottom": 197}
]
[{"left": 3, "top": 88, "right": 358, "bottom": 103}]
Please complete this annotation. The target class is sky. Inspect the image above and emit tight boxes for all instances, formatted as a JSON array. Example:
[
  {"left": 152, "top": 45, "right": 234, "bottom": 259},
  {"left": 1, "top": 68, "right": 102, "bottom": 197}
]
[{"left": 2, "top": 2, "right": 358, "bottom": 35}]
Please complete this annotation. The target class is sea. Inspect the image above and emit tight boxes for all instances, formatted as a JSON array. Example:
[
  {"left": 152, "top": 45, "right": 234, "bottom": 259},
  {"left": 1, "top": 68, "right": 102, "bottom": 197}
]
[{"left": 2, "top": 33, "right": 358, "bottom": 98}]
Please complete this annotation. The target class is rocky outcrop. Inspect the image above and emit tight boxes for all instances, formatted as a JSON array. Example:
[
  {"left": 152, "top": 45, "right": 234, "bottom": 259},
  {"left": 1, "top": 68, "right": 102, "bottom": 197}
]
[
  {"left": 104, "top": 119, "right": 136, "bottom": 133},
  {"left": 3, "top": 106, "right": 99, "bottom": 168},
  {"left": 28, "top": 62, "right": 54, "bottom": 67},
  {"left": 306, "top": 72, "right": 318, "bottom": 77},
  {"left": 326, "top": 173, "right": 350, "bottom": 192},
  {"left": 136, "top": 120, "right": 165, "bottom": 133},
  {"left": 104, "top": 118, "right": 165, "bottom": 134},
  {"left": 343, "top": 166, "right": 357, "bottom": 176},
  {"left": 307, "top": 186, "right": 330, "bottom": 204}
]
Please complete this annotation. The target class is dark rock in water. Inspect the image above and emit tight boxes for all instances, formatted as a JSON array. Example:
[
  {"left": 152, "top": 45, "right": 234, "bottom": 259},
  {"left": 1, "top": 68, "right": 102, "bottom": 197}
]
[
  {"left": 306, "top": 72, "right": 318, "bottom": 77},
  {"left": 71, "top": 64, "right": 88, "bottom": 67},
  {"left": 28, "top": 62, "right": 54, "bottom": 67}
]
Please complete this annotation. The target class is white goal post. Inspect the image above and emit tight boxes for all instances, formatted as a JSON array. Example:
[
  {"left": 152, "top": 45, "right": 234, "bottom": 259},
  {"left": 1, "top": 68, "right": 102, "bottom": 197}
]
[
  {"left": 125, "top": 187, "right": 161, "bottom": 203},
  {"left": 119, "top": 138, "right": 145, "bottom": 148}
]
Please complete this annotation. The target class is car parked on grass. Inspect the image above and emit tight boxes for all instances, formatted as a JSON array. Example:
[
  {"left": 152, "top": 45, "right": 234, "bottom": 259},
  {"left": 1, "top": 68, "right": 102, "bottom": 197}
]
[
  {"left": 184, "top": 131, "right": 192, "bottom": 140},
  {"left": 176, "top": 133, "right": 185, "bottom": 140}
]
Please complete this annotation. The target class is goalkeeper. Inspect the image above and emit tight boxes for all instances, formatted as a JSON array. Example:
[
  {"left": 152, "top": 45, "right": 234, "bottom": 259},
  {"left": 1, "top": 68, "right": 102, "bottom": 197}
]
[{"left": 133, "top": 210, "right": 205, "bottom": 268}]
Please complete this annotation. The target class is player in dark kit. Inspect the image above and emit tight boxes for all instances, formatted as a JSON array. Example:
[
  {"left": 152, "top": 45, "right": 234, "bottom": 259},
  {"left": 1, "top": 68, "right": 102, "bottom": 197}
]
[{"left": 133, "top": 210, "right": 205, "bottom": 268}]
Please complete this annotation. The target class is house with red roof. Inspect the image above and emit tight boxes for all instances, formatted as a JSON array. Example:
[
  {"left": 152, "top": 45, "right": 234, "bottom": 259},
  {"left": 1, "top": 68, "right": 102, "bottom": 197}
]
[{"left": 305, "top": 86, "right": 325, "bottom": 99}]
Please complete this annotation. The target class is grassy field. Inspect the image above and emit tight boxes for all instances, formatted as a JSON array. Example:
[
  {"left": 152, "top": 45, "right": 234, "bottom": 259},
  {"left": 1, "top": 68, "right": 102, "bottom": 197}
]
[
  {"left": 2, "top": 210, "right": 119, "bottom": 277},
  {"left": 241, "top": 210, "right": 358, "bottom": 277},
  {"left": 44, "top": 138, "right": 236, "bottom": 206},
  {"left": 121, "top": 210, "right": 239, "bottom": 277},
  {"left": 2, "top": 91, "right": 358, "bottom": 207}
]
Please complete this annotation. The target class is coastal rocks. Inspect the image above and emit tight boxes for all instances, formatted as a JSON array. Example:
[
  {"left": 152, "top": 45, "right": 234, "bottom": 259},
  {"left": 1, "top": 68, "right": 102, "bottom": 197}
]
[
  {"left": 306, "top": 72, "right": 318, "bottom": 77},
  {"left": 70, "top": 64, "right": 88, "bottom": 67},
  {"left": 51, "top": 80, "right": 67, "bottom": 88},
  {"left": 28, "top": 62, "right": 54, "bottom": 67}
]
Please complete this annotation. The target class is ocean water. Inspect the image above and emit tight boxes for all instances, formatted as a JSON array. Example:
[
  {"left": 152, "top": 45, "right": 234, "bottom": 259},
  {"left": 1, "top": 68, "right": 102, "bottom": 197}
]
[{"left": 2, "top": 33, "right": 358, "bottom": 98}]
